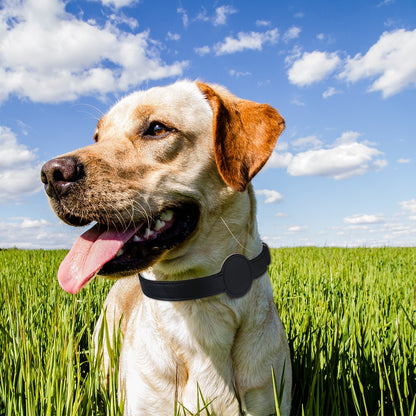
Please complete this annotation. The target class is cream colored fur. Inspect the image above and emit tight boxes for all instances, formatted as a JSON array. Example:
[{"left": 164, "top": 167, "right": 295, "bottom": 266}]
[{"left": 77, "top": 80, "right": 292, "bottom": 415}]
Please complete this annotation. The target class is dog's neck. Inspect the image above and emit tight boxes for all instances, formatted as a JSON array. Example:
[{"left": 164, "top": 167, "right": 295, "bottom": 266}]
[{"left": 148, "top": 184, "right": 262, "bottom": 282}]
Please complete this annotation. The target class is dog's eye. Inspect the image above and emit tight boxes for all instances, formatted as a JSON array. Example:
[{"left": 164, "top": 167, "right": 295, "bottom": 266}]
[{"left": 144, "top": 122, "right": 172, "bottom": 138}]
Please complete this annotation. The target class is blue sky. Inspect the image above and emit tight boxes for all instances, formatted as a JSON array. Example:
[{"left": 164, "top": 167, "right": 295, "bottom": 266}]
[{"left": 1, "top": 0, "right": 416, "bottom": 248}]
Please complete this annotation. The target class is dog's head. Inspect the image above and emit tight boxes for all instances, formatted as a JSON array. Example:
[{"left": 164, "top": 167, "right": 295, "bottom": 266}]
[{"left": 41, "top": 81, "right": 284, "bottom": 293}]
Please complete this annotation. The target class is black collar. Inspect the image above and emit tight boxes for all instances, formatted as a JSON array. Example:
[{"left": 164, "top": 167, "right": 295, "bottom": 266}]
[{"left": 138, "top": 243, "right": 271, "bottom": 301}]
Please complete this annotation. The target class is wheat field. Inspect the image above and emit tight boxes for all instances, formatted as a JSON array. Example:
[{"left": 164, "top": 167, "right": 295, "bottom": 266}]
[{"left": 0, "top": 247, "right": 415, "bottom": 415}]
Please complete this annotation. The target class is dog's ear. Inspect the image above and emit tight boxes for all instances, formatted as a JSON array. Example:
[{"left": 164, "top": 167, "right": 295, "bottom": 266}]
[{"left": 197, "top": 82, "right": 285, "bottom": 192}]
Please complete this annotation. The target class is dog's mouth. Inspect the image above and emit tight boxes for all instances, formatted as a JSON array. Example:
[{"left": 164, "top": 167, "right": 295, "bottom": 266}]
[{"left": 58, "top": 203, "right": 200, "bottom": 294}]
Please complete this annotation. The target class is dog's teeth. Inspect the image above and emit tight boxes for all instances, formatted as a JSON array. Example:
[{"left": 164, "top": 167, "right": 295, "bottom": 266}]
[
  {"left": 133, "top": 235, "right": 141, "bottom": 242},
  {"left": 144, "top": 228, "right": 154, "bottom": 239},
  {"left": 160, "top": 210, "right": 174, "bottom": 222},
  {"left": 154, "top": 220, "right": 165, "bottom": 231},
  {"left": 116, "top": 248, "right": 124, "bottom": 257}
]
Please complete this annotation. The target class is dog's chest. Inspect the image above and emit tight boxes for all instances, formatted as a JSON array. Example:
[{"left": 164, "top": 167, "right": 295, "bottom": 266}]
[
  {"left": 128, "top": 297, "right": 237, "bottom": 359},
  {"left": 118, "top": 298, "right": 239, "bottom": 414}
]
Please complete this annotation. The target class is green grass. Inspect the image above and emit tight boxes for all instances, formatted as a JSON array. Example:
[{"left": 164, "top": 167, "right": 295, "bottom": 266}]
[
  {"left": 0, "top": 247, "right": 415, "bottom": 415},
  {"left": 0, "top": 249, "right": 121, "bottom": 416},
  {"left": 270, "top": 247, "right": 416, "bottom": 416}
]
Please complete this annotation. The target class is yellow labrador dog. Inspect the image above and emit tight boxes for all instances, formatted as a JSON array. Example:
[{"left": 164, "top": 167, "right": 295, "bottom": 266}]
[{"left": 41, "top": 80, "right": 292, "bottom": 416}]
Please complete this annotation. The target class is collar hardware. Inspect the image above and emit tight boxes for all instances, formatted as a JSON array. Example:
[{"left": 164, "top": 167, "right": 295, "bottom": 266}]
[{"left": 138, "top": 243, "right": 271, "bottom": 301}]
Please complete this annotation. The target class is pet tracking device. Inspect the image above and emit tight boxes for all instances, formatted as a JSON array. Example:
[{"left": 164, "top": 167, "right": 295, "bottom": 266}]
[{"left": 138, "top": 243, "right": 271, "bottom": 301}]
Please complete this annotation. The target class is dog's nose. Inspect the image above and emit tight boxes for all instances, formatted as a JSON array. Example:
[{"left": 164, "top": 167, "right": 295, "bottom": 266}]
[{"left": 41, "top": 157, "right": 84, "bottom": 198}]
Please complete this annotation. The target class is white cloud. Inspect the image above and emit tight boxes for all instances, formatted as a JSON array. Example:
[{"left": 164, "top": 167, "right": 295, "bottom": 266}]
[
  {"left": 287, "top": 29, "right": 416, "bottom": 97},
  {"left": 288, "top": 225, "right": 308, "bottom": 233},
  {"left": 283, "top": 26, "right": 301, "bottom": 42},
  {"left": 167, "top": 32, "right": 181, "bottom": 41},
  {"left": 177, "top": 7, "right": 189, "bottom": 28},
  {"left": 284, "top": 45, "right": 302, "bottom": 66},
  {"left": 276, "top": 141, "right": 289, "bottom": 152},
  {"left": 214, "top": 29, "right": 279, "bottom": 55},
  {"left": 292, "top": 135, "right": 323, "bottom": 150},
  {"left": 264, "top": 203, "right": 416, "bottom": 248},
  {"left": 343, "top": 214, "right": 385, "bottom": 225},
  {"left": 398, "top": 158, "right": 411, "bottom": 164},
  {"left": 195, "top": 8, "right": 210, "bottom": 23},
  {"left": 0, "top": 165, "right": 42, "bottom": 199},
  {"left": 108, "top": 12, "right": 139, "bottom": 29},
  {"left": 0, "top": 127, "right": 36, "bottom": 168},
  {"left": 275, "top": 212, "right": 289, "bottom": 218},
  {"left": 0, "top": 0, "right": 186, "bottom": 104},
  {"left": 0, "top": 217, "right": 78, "bottom": 249},
  {"left": 256, "top": 189, "right": 284, "bottom": 204},
  {"left": 265, "top": 151, "right": 293, "bottom": 169},
  {"left": 322, "top": 87, "right": 341, "bottom": 98},
  {"left": 195, "top": 6, "right": 237, "bottom": 26},
  {"left": 377, "top": 0, "right": 395, "bottom": 7},
  {"left": 213, "top": 6, "right": 237, "bottom": 25},
  {"left": 266, "top": 131, "right": 387, "bottom": 180},
  {"left": 20, "top": 218, "right": 50, "bottom": 228},
  {"left": 92, "top": 0, "right": 138, "bottom": 8},
  {"left": 340, "top": 29, "right": 416, "bottom": 97},
  {"left": 194, "top": 46, "right": 211, "bottom": 56},
  {"left": 331, "top": 206, "right": 416, "bottom": 246},
  {"left": 288, "top": 50, "right": 341, "bottom": 86},
  {"left": 334, "top": 131, "right": 361, "bottom": 145},
  {"left": 291, "top": 98, "right": 305, "bottom": 107},
  {"left": 256, "top": 20, "right": 271, "bottom": 27},
  {"left": 287, "top": 142, "right": 383, "bottom": 179},
  {"left": 372, "top": 159, "right": 388, "bottom": 170},
  {"left": 229, "top": 69, "right": 251, "bottom": 77},
  {"left": 316, "top": 33, "right": 336, "bottom": 44},
  {"left": 0, "top": 126, "right": 42, "bottom": 201},
  {"left": 399, "top": 199, "right": 416, "bottom": 214}
]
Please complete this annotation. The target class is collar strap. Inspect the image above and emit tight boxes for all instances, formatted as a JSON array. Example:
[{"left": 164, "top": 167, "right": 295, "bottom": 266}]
[{"left": 138, "top": 243, "right": 271, "bottom": 301}]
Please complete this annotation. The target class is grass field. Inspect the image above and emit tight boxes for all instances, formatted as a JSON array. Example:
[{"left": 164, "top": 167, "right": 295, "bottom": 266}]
[{"left": 0, "top": 247, "right": 415, "bottom": 415}]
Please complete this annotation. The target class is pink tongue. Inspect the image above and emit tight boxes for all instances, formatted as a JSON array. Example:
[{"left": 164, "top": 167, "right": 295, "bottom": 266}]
[{"left": 58, "top": 224, "right": 139, "bottom": 294}]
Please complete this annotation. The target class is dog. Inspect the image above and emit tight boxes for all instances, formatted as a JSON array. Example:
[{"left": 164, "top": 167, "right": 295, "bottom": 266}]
[{"left": 41, "top": 80, "right": 292, "bottom": 416}]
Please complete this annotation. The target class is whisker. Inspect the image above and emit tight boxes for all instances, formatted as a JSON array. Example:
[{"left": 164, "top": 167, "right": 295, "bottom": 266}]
[
  {"left": 71, "top": 103, "right": 105, "bottom": 122},
  {"left": 220, "top": 216, "right": 247, "bottom": 251}
]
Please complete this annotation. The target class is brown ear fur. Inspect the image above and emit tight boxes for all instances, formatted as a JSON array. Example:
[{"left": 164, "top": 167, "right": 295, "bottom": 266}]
[{"left": 197, "top": 82, "right": 285, "bottom": 192}]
